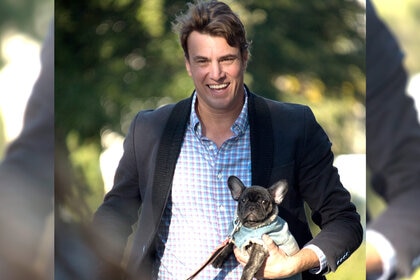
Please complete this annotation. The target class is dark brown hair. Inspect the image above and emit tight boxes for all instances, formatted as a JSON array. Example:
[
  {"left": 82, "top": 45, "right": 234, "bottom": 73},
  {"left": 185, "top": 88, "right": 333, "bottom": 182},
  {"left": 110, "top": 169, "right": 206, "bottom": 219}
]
[{"left": 172, "top": 0, "right": 250, "bottom": 60}]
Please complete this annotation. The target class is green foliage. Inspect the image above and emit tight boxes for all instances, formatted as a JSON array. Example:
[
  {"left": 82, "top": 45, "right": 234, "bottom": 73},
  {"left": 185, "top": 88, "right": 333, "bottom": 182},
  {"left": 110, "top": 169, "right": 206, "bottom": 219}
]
[
  {"left": 66, "top": 132, "right": 105, "bottom": 215},
  {"left": 241, "top": 1, "right": 366, "bottom": 102}
]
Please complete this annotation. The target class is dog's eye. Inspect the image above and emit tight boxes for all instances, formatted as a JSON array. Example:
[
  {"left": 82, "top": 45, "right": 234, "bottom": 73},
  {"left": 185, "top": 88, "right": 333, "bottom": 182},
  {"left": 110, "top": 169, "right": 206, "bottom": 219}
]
[
  {"left": 261, "top": 200, "right": 266, "bottom": 204},
  {"left": 241, "top": 198, "right": 247, "bottom": 203}
]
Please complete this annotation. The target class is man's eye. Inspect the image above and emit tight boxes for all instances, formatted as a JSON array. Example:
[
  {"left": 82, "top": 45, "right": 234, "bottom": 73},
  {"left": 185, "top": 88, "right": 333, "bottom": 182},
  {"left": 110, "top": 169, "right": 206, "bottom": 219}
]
[
  {"left": 220, "top": 57, "right": 235, "bottom": 64},
  {"left": 195, "top": 59, "right": 208, "bottom": 65}
]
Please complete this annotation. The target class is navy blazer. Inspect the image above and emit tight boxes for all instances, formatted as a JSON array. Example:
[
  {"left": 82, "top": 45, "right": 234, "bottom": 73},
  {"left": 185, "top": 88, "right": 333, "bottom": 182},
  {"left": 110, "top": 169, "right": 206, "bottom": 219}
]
[{"left": 93, "top": 91, "right": 362, "bottom": 280}]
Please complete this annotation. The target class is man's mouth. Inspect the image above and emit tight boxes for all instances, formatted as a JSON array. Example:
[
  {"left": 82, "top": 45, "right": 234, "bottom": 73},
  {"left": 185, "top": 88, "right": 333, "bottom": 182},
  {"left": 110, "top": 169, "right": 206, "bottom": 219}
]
[{"left": 208, "top": 83, "right": 229, "bottom": 90}]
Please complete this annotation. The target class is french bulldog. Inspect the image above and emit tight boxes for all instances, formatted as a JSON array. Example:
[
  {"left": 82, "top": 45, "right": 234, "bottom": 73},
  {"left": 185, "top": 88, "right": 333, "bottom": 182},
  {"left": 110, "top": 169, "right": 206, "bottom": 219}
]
[{"left": 212, "top": 176, "right": 302, "bottom": 280}]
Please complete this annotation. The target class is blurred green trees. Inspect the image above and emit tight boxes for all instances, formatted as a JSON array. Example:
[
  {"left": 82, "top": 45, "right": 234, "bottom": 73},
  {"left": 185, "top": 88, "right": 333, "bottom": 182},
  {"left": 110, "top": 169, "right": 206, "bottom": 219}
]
[{"left": 55, "top": 0, "right": 366, "bottom": 218}]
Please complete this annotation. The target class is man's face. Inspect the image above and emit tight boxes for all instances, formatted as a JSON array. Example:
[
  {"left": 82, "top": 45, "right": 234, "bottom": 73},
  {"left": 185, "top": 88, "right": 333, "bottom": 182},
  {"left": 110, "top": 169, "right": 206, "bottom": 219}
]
[{"left": 185, "top": 31, "right": 248, "bottom": 113}]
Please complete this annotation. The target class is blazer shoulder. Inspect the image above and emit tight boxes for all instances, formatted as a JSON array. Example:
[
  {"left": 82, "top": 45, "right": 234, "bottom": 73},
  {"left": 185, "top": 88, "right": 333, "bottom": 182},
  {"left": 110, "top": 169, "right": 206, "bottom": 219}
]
[
  {"left": 130, "top": 97, "right": 191, "bottom": 128},
  {"left": 261, "top": 98, "right": 315, "bottom": 127},
  {"left": 264, "top": 98, "right": 310, "bottom": 114},
  {"left": 134, "top": 103, "right": 176, "bottom": 125},
  {"left": 126, "top": 97, "right": 191, "bottom": 145}
]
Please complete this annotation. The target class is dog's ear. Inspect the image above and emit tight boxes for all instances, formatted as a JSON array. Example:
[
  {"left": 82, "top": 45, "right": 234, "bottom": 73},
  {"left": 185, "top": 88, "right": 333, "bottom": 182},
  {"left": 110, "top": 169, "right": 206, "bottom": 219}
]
[
  {"left": 268, "top": 180, "right": 288, "bottom": 204},
  {"left": 227, "top": 176, "right": 246, "bottom": 201}
]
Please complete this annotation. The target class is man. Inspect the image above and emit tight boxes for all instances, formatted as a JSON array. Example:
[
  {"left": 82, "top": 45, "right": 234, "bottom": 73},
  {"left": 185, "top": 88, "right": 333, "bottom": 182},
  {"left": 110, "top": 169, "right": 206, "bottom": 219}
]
[
  {"left": 93, "top": 1, "right": 362, "bottom": 279},
  {"left": 366, "top": 0, "right": 420, "bottom": 279}
]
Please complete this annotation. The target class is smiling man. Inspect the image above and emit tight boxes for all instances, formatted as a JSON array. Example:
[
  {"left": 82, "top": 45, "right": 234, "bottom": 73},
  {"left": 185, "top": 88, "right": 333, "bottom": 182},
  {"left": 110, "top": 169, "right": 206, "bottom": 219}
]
[
  {"left": 92, "top": 1, "right": 362, "bottom": 279},
  {"left": 185, "top": 31, "right": 247, "bottom": 148}
]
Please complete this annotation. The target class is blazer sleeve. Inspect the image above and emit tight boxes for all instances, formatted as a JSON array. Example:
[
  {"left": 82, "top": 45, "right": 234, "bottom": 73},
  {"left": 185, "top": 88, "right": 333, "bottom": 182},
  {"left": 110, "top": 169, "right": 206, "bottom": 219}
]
[
  {"left": 297, "top": 106, "right": 363, "bottom": 272},
  {"left": 366, "top": 0, "right": 420, "bottom": 277},
  {"left": 92, "top": 113, "right": 144, "bottom": 272}
]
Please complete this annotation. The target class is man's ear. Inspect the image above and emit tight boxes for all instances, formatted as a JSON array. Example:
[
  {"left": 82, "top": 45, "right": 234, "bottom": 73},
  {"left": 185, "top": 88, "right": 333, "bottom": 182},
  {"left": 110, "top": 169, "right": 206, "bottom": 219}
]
[
  {"left": 185, "top": 56, "right": 192, "bottom": 77},
  {"left": 268, "top": 180, "right": 288, "bottom": 204},
  {"left": 227, "top": 176, "right": 246, "bottom": 201},
  {"left": 242, "top": 51, "right": 249, "bottom": 69}
]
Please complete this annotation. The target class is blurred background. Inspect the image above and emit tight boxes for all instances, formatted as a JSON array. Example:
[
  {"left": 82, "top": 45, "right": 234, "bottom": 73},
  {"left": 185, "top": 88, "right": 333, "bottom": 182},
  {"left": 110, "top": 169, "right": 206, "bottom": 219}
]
[
  {"left": 0, "top": 0, "right": 53, "bottom": 279},
  {"left": 372, "top": 0, "right": 420, "bottom": 77},
  {"left": 0, "top": 0, "right": 53, "bottom": 156},
  {"left": 55, "top": 0, "right": 366, "bottom": 279},
  {"left": 368, "top": 1, "right": 420, "bottom": 279}
]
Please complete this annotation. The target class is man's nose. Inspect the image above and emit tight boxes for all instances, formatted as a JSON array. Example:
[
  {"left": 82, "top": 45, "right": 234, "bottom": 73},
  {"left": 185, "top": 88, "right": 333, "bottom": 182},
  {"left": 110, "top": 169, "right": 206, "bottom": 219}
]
[{"left": 209, "top": 62, "right": 224, "bottom": 80}]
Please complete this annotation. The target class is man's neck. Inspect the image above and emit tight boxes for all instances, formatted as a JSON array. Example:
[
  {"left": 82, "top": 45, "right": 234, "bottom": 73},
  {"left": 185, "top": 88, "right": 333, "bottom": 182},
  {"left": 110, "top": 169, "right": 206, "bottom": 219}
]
[{"left": 195, "top": 95, "right": 245, "bottom": 148}]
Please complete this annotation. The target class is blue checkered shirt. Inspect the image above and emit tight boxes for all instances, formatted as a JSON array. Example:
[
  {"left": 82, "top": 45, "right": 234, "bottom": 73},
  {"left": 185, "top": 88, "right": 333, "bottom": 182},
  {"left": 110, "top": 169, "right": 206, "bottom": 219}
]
[{"left": 154, "top": 92, "right": 251, "bottom": 279}]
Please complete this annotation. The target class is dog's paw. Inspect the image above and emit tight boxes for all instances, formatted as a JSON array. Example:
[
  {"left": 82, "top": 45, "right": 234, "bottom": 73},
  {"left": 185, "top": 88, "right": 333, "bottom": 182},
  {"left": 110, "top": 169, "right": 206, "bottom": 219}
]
[{"left": 211, "top": 256, "right": 225, "bottom": 268}]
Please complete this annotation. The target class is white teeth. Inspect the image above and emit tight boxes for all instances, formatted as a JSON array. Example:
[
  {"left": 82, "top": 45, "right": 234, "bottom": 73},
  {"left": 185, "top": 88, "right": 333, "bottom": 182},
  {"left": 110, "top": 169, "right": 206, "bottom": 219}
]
[{"left": 208, "top": 83, "right": 228, "bottom": 90}]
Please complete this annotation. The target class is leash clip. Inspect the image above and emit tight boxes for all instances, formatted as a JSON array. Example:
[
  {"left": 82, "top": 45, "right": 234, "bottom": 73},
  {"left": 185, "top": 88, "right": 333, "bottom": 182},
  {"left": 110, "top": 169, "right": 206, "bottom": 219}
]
[{"left": 228, "top": 216, "right": 241, "bottom": 238}]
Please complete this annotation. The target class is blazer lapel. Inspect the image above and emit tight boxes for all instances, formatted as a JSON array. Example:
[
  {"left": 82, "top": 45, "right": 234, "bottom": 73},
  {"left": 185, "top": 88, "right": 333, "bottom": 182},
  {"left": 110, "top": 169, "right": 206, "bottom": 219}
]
[
  {"left": 248, "top": 92, "right": 274, "bottom": 188},
  {"left": 130, "top": 97, "right": 191, "bottom": 278},
  {"left": 152, "top": 97, "right": 191, "bottom": 220}
]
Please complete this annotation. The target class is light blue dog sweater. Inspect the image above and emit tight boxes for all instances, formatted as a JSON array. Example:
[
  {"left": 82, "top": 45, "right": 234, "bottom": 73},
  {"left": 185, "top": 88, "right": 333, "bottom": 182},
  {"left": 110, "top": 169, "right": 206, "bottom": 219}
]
[{"left": 229, "top": 215, "right": 302, "bottom": 280}]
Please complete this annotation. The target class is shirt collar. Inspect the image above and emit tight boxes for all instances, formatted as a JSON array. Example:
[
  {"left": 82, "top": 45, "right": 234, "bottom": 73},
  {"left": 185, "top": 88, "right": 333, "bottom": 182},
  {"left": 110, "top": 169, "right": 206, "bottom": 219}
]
[{"left": 189, "top": 88, "right": 249, "bottom": 137}]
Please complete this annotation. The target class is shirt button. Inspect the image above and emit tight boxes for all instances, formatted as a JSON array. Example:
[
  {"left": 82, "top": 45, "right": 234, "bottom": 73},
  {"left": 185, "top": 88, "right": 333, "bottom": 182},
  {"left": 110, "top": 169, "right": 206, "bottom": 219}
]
[{"left": 217, "top": 172, "right": 223, "bottom": 180}]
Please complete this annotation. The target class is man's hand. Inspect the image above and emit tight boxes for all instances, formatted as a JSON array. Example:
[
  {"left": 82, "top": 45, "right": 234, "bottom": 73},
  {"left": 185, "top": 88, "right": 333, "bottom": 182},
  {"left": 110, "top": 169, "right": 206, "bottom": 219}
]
[{"left": 234, "top": 234, "right": 319, "bottom": 278}]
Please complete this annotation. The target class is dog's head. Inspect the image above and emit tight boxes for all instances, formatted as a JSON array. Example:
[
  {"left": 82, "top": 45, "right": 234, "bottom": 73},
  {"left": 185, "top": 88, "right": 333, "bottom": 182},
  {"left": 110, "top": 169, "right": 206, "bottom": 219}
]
[{"left": 227, "top": 176, "right": 288, "bottom": 228}]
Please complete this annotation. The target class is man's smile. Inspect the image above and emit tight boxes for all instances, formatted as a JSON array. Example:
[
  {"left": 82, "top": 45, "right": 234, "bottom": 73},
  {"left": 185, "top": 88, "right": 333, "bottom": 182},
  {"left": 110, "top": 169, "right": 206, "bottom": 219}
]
[{"left": 208, "top": 83, "right": 229, "bottom": 90}]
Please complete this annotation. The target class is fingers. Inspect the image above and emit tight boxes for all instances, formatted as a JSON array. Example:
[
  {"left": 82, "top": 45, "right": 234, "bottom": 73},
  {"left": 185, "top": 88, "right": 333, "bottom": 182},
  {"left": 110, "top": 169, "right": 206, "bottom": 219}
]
[
  {"left": 233, "top": 246, "right": 248, "bottom": 266},
  {"left": 262, "top": 234, "right": 277, "bottom": 253}
]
